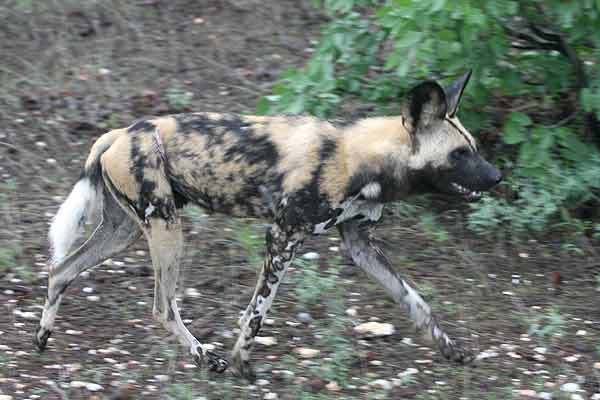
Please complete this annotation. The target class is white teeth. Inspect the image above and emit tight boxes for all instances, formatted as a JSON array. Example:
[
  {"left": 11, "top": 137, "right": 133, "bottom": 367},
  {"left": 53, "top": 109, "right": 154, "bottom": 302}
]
[
  {"left": 451, "top": 182, "right": 469, "bottom": 194},
  {"left": 451, "top": 183, "right": 481, "bottom": 198}
]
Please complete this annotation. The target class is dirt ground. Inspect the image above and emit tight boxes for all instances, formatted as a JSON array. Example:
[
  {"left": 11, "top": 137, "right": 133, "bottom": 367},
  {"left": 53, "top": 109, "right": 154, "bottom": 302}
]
[{"left": 0, "top": 1, "right": 599, "bottom": 399}]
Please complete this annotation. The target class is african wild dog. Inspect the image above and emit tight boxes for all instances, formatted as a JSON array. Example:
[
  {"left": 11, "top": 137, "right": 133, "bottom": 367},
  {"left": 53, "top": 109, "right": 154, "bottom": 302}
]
[{"left": 34, "top": 71, "right": 501, "bottom": 380}]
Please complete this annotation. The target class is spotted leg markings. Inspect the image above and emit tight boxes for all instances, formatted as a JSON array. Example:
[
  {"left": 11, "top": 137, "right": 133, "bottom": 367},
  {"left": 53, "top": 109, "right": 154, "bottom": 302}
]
[
  {"left": 313, "top": 193, "right": 383, "bottom": 235},
  {"left": 338, "top": 220, "right": 474, "bottom": 364},
  {"left": 231, "top": 222, "right": 304, "bottom": 381}
]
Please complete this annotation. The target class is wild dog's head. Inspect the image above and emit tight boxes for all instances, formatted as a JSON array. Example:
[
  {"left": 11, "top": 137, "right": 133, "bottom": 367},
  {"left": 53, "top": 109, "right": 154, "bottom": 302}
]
[{"left": 403, "top": 71, "right": 502, "bottom": 201}]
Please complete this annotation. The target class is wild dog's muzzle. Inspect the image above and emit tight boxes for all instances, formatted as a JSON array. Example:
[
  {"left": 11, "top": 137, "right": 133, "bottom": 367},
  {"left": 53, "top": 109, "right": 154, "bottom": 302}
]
[{"left": 445, "top": 154, "right": 502, "bottom": 201}]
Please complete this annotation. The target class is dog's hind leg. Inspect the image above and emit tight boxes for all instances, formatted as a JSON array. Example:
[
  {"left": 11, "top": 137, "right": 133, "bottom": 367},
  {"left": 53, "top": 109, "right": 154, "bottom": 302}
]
[
  {"left": 338, "top": 220, "right": 474, "bottom": 364},
  {"left": 144, "top": 216, "right": 229, "bottom": 373},
  {"left": 231, "top": 222, "right": 305, "bottom": 381},
  {"left": 35, "top": 191, "right": 142, "bottom": 351}
]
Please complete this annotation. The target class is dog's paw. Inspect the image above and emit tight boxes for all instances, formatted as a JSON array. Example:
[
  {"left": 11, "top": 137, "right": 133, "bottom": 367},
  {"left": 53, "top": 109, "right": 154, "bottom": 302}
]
[
  {"left": 439, "top": 339, "right": 475, "bottom": 364},
  {"left": 230, "top": 353, "right": 257, "bottom": 383},
  {"left": 192, "top": 347, "right": 229, "bottom": 373},
  {"left": 206, "top": 351, "right": 229, "bottom": 373},
  {"left": 33, "top": 326, "right": 52, "bottom": 352},
  {"left": 191, "top": 347, "right": 227, "bottom": 373}
]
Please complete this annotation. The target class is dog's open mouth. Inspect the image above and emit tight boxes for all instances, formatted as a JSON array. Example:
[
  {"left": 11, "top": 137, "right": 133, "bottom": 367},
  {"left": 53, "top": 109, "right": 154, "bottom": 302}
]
[{"left": 451, "top": 182, "right": 481, "bottom": 201}]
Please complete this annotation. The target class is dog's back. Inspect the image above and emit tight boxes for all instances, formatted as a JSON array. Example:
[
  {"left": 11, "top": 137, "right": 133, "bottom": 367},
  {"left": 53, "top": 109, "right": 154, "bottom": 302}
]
[{"left": 99, "top": 112, "right": 343, "bottom": 219}]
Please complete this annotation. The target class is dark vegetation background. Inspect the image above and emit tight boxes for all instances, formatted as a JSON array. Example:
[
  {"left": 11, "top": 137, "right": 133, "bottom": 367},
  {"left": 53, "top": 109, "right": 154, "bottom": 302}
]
[{"left": 0, "top": 1, "right": 599, "bottom": 399}]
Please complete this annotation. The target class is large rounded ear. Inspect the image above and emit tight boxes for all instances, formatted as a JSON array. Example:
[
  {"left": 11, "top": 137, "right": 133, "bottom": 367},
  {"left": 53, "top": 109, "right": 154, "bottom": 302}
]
[
  {"left": 401, "top": 81, "right": 447, "bottom": 133},
  {"left": 443, "top": 70, "right": 472, "bottom": 117}
]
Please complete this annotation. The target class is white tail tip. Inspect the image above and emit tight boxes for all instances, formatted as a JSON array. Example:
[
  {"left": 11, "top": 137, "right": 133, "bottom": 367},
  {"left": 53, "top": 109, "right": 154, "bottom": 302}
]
[{"left": 49, "top": 178, "right": 99, "bottom": 266}]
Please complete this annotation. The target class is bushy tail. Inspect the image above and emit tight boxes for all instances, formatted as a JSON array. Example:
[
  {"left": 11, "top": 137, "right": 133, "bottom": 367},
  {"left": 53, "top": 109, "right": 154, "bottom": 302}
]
[
  {"left": 49, "top": 178, "right": 101, "bottom": 265},
  {"left": 48, "top": 128, "right": 125, "bottom": 266}
]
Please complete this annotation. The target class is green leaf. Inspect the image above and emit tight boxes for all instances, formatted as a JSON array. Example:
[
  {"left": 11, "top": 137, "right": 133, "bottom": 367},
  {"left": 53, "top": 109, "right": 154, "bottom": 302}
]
[
  {"left": 285, "top": 95, "right": 306, "bottom": 114},
  {"left": 581, "top": 88, "right": 594, "bottom": 112},
  {"left": 502, "top": 112, "right": 532, "bottom": 144},
  {"left": 256, "top": 97, "right": 273, "bottom": 115},
  {"left": 396, "top": 31, "right": 423, "bottom": 48},
  {"left": 431, "top": 0, "right": 446, "bottom": 12},
  {"left": 559, "top": 131, "right": 591, "bottom": 162}
]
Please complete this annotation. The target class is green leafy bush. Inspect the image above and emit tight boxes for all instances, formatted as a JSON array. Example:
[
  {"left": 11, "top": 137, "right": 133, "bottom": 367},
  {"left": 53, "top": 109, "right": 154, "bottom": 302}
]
[{"left": 258, "top": 0, "right": 600, "bottom": 235}]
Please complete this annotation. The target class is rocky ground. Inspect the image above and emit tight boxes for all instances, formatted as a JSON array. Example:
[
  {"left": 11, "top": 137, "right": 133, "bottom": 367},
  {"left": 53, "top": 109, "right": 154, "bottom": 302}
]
[{"left": 0, "top": 1, "right": 599, "bottom": 399}]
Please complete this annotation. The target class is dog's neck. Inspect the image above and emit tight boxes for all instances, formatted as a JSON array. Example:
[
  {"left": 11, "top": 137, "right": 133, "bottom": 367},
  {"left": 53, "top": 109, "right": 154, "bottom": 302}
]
[{"left": 319, "top": 116, "right": 414, "bottom": 204}]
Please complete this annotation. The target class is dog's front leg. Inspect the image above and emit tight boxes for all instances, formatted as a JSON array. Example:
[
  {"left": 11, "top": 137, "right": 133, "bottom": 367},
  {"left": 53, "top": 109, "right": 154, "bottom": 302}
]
[
  {"left": 338, "top": 220, "right": 474, "bottom": 363},
  {"left": 231, "top": 222, "right": 304, "bottom": 381}
]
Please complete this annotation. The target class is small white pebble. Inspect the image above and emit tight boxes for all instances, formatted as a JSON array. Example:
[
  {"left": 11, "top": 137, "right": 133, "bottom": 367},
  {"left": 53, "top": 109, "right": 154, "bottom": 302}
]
[
  {"left": 255, "top": 336, "right": 277, "bottom": 346},
  {"left": 519, "top": 389, "right": 536, "bottom": 397},
  {"left": 69, "top": 381, "right": 87, "bottom": 388},
  {"left": 185, "top": 287, "right": 201, "bottom": 298},
  {"left": 575, "top": 330, "right": 586, "bottom": 336},
  {"left": 82, "top": 287, "right": 94, "bottom": 293},
  {"left": 13, "top": 310, "right": 38, "bottom": 320},
  {"left": 561, "top": 382, "right": 580, "bottom": 392},
  {"left": 398, "top": 367, "right": 419, "bottom": 378},
  {"left": 476, "top": 349, "right": 499, "bottom": 360},
  {"left": 65, "top": 330, "right": 82, "bottom": 335},
  {"left": 256, "top": 379, "right": 270, "bottom": 386},
  {"left": 353, "top": 321, "right": 395, "bottom": 337},
  {"left": 294, "top": 348, "right": 320, "bottom": 358},
  {"left": 370, "top": 379, "right": 393, "bottom": 391},
  {"left": 85, "top": 383, "right": 102, "bottom": 392},
  {"left": 263, "top": 393, "right": 278, "bottom": 400},
  {"left": 301, "top": 252, "right": 319, "bottom": 260},
  {"left": 345, "top": 308, "right": 357, "bottom": 317},
  {"left": 86, "top": 295, "right": 100, "bottom": 302}
]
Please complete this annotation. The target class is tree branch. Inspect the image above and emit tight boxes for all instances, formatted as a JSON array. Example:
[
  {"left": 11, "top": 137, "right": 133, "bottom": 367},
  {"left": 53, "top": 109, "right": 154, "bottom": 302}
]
[{"left": 499, "top": 16, "right": 600, "bottom": 147}]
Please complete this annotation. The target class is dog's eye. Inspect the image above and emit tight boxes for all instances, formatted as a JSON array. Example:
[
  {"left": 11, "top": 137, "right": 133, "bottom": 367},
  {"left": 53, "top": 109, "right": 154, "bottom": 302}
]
[{"left": 451, "top": 147, "right": 471, "bottom": 160}]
